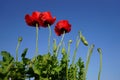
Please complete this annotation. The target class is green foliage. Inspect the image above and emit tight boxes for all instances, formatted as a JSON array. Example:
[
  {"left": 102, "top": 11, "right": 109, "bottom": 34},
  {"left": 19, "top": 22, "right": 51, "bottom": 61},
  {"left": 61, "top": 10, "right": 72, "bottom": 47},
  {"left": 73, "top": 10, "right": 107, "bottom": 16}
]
[
  {"left": 0, "top": 48, "right": 86, "bottom": 80},
  {"left": 0, "top": 32, "right": 102, "bottom": 80},
  {"left": 77, "top": 58, "right": 85, "bottom": 80}
]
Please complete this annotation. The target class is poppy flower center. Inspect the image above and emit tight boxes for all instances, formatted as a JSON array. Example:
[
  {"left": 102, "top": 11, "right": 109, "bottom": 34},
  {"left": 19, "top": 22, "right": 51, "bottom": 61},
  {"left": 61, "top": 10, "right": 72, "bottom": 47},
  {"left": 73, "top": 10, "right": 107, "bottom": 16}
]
[
  {"left": 60, "top": 28, "right": 67, "bottom": 34},
  {"left": 43, "top": 21, "right": 49, "bottom": 26},
  {"left": 33, "top": 21, "right": 39, "bottom": 26}
]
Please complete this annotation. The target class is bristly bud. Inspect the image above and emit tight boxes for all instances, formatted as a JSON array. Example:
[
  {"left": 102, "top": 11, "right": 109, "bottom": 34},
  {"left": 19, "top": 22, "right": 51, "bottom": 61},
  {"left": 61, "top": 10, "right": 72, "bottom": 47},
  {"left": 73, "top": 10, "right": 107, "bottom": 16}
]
[
  {"left": 61, "top": 48, "right": 66, "bottom": 55},
  {"left": 69, "top": 40, "right": 72, "bottom": 44},
  {"left": 79, "top": 31, "right": 88, "bottom": 46},
  {"left": 18, "top": 37, "right": 23, "bottom": 42},
  {"left": 53, "top": 39, "right": 57, "bottom": 52},
  {"left": 97, "top": 48, "right": 102, "bottom": 54}
]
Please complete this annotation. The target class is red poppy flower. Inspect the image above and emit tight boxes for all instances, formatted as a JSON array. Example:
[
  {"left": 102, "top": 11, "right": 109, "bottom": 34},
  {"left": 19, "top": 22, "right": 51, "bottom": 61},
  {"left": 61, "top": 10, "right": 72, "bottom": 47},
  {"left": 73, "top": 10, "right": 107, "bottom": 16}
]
[
  {"left": 25, "top": 11, "right": 41, "bottom": 27},
  {"left": 39, "top": 11, "right": 56, "bottom": 27},
  {"left": 54, "top": 20, "right": 71, "bottom": 36}
]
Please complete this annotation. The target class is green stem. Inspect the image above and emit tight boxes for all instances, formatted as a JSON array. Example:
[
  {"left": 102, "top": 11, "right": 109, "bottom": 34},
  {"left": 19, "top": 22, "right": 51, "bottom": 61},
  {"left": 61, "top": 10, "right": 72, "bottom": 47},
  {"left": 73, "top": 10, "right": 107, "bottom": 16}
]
[
  {"left": 48, "top": 24, "right": 51, "bottom": 53},
  {"left": 72, "top": 35, "right": 80, "bottom": 80},
  {"left": 66, "top": 63, "right": 68, "bottom": 80},
  {"left": 16, "top": 37, "right": 22, "bottom": 62},
  {"left": 66, "top": 40, "right": 72, "bottom": 80},
  {"left": 74, "top": 66, "right": 76, "bottom": 80},
  {"left": 97, "top": 48, "right": 102, "bottom": 80},
  {"left": 67, "top": 40, "right": 72, "bottom": 58},
  {"left": 84, "top": 44, "right": 94, "bottom": 80},
  {"left": 16, "top": 41, "right": 20, "bottom": 62},
  {"left": 35, "top": 23, "right": 39, "bottom": 57},
  {"left": 53, "top": 39, "right": 57, "bottom": 55},
  {"left": 56, "top": 32, "right": 65, "bottom": 57},
  {"left": 72, "top": 35, "right": 80, "bottom": 65}
]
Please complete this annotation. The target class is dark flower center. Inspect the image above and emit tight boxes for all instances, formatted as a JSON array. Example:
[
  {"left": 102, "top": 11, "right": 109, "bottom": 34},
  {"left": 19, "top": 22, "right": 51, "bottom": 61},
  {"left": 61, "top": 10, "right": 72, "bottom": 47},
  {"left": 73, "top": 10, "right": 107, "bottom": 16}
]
[
  {"left": 60, "top": 28, "right": 67, "bottom": 34},
  {"left": 43, "top": 21, "right": 50, "bottom": 26},
  {"left": 33, "top": 21, "right": 39, "bottom": 26}
]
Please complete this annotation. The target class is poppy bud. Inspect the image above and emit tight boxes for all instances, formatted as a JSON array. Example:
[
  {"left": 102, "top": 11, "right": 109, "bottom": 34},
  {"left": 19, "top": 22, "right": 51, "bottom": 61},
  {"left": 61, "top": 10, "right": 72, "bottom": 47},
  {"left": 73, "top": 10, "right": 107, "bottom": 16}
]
[
  {"left": 79, "top": 32, "right": 88, "bottom": 46},
  {"left": 53, "top": 39, "right": 57, "bottom": 52},
  {"left": 61, "top": 48, "right": 66, "bottom": 55},
  {"left": 69, "top": 40, "right": 72, "bottom": 44},
  {"left": 97, "top": 48, "right": 102, "bottom": 54},
  {"left": 18, "top": 37, "right": 23, "bottom": 42}
]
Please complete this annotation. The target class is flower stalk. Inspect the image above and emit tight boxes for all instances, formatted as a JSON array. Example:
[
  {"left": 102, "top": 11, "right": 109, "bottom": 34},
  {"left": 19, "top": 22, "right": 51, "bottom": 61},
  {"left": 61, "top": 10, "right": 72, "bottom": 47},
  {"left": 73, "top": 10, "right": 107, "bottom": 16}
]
[
  {"left": 56, "top": 31, "right": 65, "bottom": 57},
  {"left": 66, "top": 40, "right": 72, "bottom": 80},
  {"left": 72, "top": 35, "right": 80, "bottom": 65},
  {"left": 97, "top": 48, "right": 102, "bottom": 80},
  {"left": 16, "top": 37, "right": 22, "bottom": 62},
  {"left": 67, "top": 40, "right": 72, "bottom": 57},
  {"left": 84, "top": 44, "right": 94, "bottom": 80},
  {"left": 48, "top": 24, "right": 51, "bottom": 53},
  {"left": 35, "top": 23, "right": 39, "bottom": 57}
]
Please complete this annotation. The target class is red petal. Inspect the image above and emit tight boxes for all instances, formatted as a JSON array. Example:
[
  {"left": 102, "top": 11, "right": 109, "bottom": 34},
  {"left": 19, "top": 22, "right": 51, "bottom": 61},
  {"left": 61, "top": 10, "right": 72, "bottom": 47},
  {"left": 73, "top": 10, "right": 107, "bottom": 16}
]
[{"left": 25, "top": 14, "right": 34, "bottom": 26}]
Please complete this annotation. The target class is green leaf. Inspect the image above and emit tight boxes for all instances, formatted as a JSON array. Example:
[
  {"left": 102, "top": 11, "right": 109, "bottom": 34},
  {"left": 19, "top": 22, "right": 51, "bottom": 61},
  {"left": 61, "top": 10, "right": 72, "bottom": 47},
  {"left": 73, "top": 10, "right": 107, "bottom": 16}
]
[
  {"left": 53, "top": 66, "right": 62, "bottom": 73},
  {"left": 33, "top": 66, "right": 40, "bottom": 75},
  {"left": 5, "top": 62, "right": 13, "bottom": 73},
  {"left": 77, "top": 58, "right": 85, "bottom": 80},
  {"left": 0, "top": 51, "right": 14, "bottom": 63},
  {"left": 21, "top": 48, "right": 28, "bottom": 58},
  {"left": 22, "top": 58, "right": 30, "bottom": 65}
]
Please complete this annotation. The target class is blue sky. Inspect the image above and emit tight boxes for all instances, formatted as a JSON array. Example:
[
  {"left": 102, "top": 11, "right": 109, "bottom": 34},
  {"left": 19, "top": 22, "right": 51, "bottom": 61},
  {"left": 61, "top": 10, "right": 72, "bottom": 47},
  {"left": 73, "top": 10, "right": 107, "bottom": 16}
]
[{"left": 0, "top": 0, "right": 120, "bottom": 80}]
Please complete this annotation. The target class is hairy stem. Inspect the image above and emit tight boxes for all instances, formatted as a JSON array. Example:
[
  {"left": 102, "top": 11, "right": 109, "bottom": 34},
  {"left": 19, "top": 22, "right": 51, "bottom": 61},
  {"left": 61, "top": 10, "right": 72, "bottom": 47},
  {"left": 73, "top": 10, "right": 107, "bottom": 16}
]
[
  {"left": 66, "top": 40, "right": 72, "bottom": 80},
  {"left": 72, "top": 35, "right": 80, "bottom": 65},
  {"left": 35, "top": 23, "right": 39, "bottom": 57},
  {"left": 16, "top": 41, "right": 20, "bottom": 62},
  {"left": 56, "top": 32, "right": 65, "bottom": 57},
  {"left": 16, "top": 37, "right": 22, "bottom": 62},
  {"left": 97, "top": 48, "right": 102, "bottom": 80},
  {"left": 48, "top": 24, "right": 51, "bottom": 53},
  {"left": 84, "top": 44, "right": 94, "bottom": 80}
]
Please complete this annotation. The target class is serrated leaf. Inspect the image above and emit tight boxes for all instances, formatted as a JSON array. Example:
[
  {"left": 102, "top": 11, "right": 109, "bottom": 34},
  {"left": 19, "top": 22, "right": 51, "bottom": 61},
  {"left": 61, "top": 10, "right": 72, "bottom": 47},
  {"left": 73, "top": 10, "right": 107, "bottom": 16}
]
[
  {"left": 0, "top": 51, "right": 14, "bottom": 63},
  {"left": 21, "top": 48, "right": 28, "bottom": 58},
  {"left": 43, "top": 71, "right": 47, "bottom": 74},
  {"left": 33, "top": 67, "right": 40, "bottom": 75},
  {"left": 22, "top": 58, "right": 30, "bottom": 65},
  {"left": 53, "top": 66, "right": 62, "bottom": 73},
  {"left": 5, "top": 62, "right": 13, "bottom": 73}
]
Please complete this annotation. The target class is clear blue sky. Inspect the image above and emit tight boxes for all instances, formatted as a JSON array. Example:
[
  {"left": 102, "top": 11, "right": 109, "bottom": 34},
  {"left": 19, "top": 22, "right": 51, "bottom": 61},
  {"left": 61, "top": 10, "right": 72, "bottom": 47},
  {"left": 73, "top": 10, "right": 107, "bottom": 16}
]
[{"left": 0, "top": 0, "right": 120, "bottom": 80}]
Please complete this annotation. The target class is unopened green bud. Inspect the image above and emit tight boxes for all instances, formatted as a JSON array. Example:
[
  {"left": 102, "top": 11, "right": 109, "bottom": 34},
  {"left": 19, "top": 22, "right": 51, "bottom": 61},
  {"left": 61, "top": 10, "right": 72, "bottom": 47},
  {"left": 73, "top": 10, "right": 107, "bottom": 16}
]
[
  {"left": 18, "top": 37, "right": 23, "bottom": 42},
  {"left": 61, "top": 48, "right": 66, "bottom": 55},
  {"left": 69, "top": 40, "right": 72, "bottom": 44},
  {"left": 53, "top": 46, "right": 57, "bottom": 52},
  {"left": 53, "top": 39, "right": 57, "bottom": 52},
  {"left": 82, "top": 40, "right": 88, "bottom": 46},
  {"left": 97, "top": 48, "right": 102, "bottom": 54},
  {"left": 80, "top": 32, "right": 88, "bottom": 46}
]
